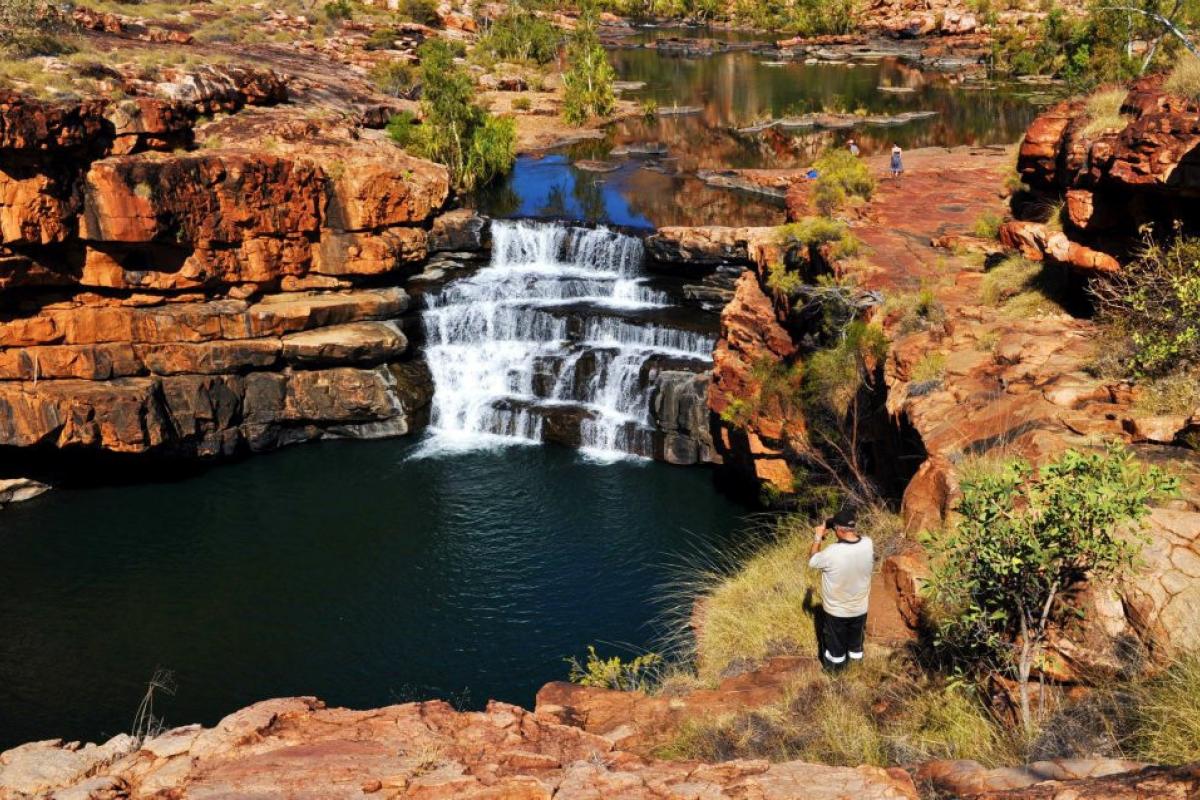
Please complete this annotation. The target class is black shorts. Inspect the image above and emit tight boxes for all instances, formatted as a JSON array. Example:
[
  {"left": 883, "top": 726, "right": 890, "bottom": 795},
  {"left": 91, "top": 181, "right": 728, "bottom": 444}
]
[{"left": 820, "top": 610, "right": 866, "bottom": 670}]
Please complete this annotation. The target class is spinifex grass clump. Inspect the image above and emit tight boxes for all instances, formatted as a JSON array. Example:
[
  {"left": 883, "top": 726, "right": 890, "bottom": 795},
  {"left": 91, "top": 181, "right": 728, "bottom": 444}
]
[{"left": 1081, "top": 87, "right": 1131, "bottom": 137}]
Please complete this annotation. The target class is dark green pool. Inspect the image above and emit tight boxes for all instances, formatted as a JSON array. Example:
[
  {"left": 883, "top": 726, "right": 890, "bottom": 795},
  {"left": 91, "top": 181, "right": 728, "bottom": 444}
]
[{"left": 0, "top": 438, "right": 744, "bottom": 749}]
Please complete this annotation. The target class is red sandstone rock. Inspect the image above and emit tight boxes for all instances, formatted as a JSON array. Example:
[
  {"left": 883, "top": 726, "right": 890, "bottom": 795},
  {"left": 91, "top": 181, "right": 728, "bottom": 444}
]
[{"left": 0, "top": 697, "right": 922, "bottom": 800}]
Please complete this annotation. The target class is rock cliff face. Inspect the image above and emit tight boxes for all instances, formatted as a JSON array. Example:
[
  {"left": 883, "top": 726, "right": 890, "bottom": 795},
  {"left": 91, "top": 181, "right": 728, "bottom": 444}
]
[
  {"left": 1005, "top": 76, "right": 1199, "bottom": 274},
  {"left": 0, "top": 86, "right": 449, "bottom": 466}
]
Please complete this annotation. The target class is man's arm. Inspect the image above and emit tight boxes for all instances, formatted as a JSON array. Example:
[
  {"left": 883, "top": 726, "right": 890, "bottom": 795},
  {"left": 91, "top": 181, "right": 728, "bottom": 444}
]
[{"left": 808, "top": 523, "right": 827, "bottom": 565}]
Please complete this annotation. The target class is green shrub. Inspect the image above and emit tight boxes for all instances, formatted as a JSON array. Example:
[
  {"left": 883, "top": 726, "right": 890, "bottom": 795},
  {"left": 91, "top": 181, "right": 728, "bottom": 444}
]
[
  {"left": 812, "top": 148, "right": 874, "bottom": 216},
  {"left": 479, "top": 5, "right": 560, "bottom": 64},
  {"left": 884, "top": 286, "right": 947, "bottom": 334},
  {"left": 398, "top": 40, "right": 516, "bottom": 191},
  {"left": 923, "top": 445, "right": 1177, "bottom": 734},
  {"left": 0, "top": 0, "right": 73, "bottom": 56},
  {"left": 660, "top": 658, "right": 1017, "bottom": 768},
  {"left": 364, "top": 27, "right": 401, "bottom": 51},
  {"left": 562, "top": 2, "right": 615, "bottom": 126},
  {"left": 385, "top": 110, "right": 420, "bottom": 148},
  {"left": 1092, "top": 235, "right": 1200, "bottom": 377},
  {"left": 512, "top": 96, "right": 531, "bottom": 111},
  {"left": 567, "top": 646, "right": 662, "bottom": 691},
  {"left": 322, "top": 0, "right": 353, "bottom": 22},
  {"left": 398, "top": 0, "right": 440, "bottom": 26},
  {"left": 1165, "top": 55, "right": 1200, "bottom": 101},
  {"left": 766, "top": 261, "right": 804, "bottom": 296},
  {"left": 370, "top": 60, "right": 417, "bottom": 97}
]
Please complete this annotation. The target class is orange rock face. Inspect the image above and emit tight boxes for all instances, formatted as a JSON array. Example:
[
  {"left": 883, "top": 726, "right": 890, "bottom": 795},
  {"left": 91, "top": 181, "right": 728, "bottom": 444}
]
[{"left": 0, "top": 92, "right": 449, "bottom": 460}]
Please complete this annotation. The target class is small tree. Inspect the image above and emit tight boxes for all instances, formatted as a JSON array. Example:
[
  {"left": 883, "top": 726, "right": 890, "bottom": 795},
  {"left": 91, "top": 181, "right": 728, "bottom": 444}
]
[
  {"left": 924, "top": 445, "right": 1177, "bottom": 736},
  {"left": 562, "top": 2, "right": 615, "bottom": 126},
  {"left": 396, "top": 40, "right": 516, "bottom": 191}
]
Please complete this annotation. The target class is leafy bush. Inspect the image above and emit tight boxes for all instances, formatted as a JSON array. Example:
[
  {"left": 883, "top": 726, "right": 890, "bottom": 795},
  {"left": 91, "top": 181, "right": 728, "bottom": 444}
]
[
  {"left": 1165, "top": 55, "right": 1200, "bottom": 101},
  {"left": 924, "top": 445, "right": 1177, "bottom": 734},
  {"left": 364, "top": 27, "right": 401, "bottom": 51},
  {"left": 385, "top": 109, "right": 420, "bottom": 148},
  {"left": 393, "top": 40, "right": 516, "bottom": 191},
  {"left": 322, "top": 0, "right": 353, "bottom": 22},
  {"left": 567, "top": 646, "right": 662, "bottom": 691},
  {"left": 910, "top": 352, "right": 946, "bottom": 383},
  {"left": 370, "top": 60, "right": 417, "bottom": 98},
  {"left": 1081, "top": 87, "right": 1130, "bottom": 137},
  {"left": 812, "top": 149, "right": 874, "bottom": 216},
  {"left": 512, "top": 96, "right": 532, "bottom": 111},
  {"left": 562, "top": 3, "right": 615, "bottom": 126},
  {"left": 0, "top": 0, "right": 71, "bottom": 56},
  {"left": 1092, "top": 235, "right": 1200, "bottom": 377},
  {"left": 398, "top": 0, "right": 440, "bottom": 26},
  {"left": 479, "top": 5, "right": 560, "bottom": 64}
]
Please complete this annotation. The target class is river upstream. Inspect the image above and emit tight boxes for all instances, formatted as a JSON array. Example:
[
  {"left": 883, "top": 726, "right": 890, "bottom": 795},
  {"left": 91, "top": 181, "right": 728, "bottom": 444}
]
[{"left": 0, "top": 31, "right": 1037, "bottom": 749}]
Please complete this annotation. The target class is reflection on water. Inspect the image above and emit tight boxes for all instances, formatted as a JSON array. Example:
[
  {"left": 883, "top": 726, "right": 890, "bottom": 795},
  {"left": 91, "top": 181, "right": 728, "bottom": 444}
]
[{"left": 473, "top": 40, "right": 1038, "bottom": 228}]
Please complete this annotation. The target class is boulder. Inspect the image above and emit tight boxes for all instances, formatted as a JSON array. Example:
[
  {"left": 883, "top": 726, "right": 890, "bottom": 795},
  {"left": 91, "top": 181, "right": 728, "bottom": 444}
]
[{"left": 428, "top": 208, "right": 489, "bottom": 252}]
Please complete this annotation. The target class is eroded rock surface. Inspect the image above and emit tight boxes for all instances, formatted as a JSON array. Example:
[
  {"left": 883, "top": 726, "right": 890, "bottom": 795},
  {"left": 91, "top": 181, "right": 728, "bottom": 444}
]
[
  {"left": 0, "top": 96, "right": 446, "bottom": 464},
  {"left": 0, "top": 697, "right": 921, "bottom": 800}
]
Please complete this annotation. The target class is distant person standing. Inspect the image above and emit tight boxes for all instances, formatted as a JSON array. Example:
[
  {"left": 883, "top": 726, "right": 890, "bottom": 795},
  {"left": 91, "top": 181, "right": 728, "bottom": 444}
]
[
  {"left": 808, "top": 516, "right": 874, "bottom": 671},
  {"left": 890, "top": 143, "right": 903, "bottom": 178},
  {"left": 847, "top": 139, "right": 860, "bottom": 157}
]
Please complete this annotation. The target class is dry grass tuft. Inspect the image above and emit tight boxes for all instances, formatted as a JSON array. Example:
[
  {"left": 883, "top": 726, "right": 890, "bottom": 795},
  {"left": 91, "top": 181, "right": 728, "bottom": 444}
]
[
  {"left": 1165, "top": 55, "right": 1200, "bottom": 102},
  {"left": 1082, "top": 88, "right": 1130, "bottom": 138}
]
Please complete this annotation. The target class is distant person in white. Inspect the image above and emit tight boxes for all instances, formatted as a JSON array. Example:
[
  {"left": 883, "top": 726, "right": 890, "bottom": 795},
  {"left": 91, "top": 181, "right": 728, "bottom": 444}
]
[{"left": 808, "top": 516, "right": 874, "bottom": 671}]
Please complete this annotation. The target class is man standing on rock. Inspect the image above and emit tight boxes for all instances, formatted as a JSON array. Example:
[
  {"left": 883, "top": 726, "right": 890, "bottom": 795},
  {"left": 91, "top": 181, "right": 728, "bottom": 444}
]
[{"left": 808, "top": 515, "right": 874, "bottom": 672}]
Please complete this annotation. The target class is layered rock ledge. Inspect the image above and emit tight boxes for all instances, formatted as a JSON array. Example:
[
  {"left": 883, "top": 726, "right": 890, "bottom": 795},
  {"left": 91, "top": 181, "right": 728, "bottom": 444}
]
[{"left": 1, "top": 91, "right": 451, "bottom": 467}]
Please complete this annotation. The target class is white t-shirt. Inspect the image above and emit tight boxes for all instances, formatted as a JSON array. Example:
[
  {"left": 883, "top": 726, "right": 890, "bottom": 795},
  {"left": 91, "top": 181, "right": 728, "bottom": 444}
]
[{"left": 808, "top": 536, "right": 874, "bottom": 618}]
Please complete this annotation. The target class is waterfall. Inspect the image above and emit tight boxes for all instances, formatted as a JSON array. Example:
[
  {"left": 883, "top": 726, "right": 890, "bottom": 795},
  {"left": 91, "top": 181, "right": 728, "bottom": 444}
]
[{"left": 420, "top": 220, "right": 714, "bottom": 458}]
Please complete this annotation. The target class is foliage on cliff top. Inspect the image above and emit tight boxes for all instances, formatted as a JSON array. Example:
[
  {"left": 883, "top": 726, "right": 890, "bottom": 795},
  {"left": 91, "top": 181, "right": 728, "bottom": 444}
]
[
  {"left": 980, "top": 254, "right": 1067, "bottom": 317},
  {"left": 811, "top": 149, "right": 874, "bottom": 216},
  {"left": 1165, "top": 54, "right": 1200, "bottom": 101},
  {"left": 387, "top": 40, "right": 516, "bottom": 191},
  {"left": 594, "top": 0, "right": 854, "bottom": 35},
  {"left": 923, "top": 444, "right": 1178, "bottom": 735},
  {"left": 563, "top": 2, "right": 616, "bottom": 125},
  {"left": 0, "top": 0, "right": 73, "bottom": 57},
  {"left": 986, "top": 1, "right": 1198, "bottom": 90},
  {"left": 479, "top": 3, "right": 561, "bottom": 64},
  {"left": 1091, "top": 233, "right": 1200, "bottom": 378}
]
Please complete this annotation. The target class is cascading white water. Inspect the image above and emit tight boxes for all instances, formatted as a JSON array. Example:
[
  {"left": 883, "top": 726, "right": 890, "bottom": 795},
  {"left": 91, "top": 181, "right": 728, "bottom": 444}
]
[{"left": 420, "top": 220, "right": 714, "bottom": 457}]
